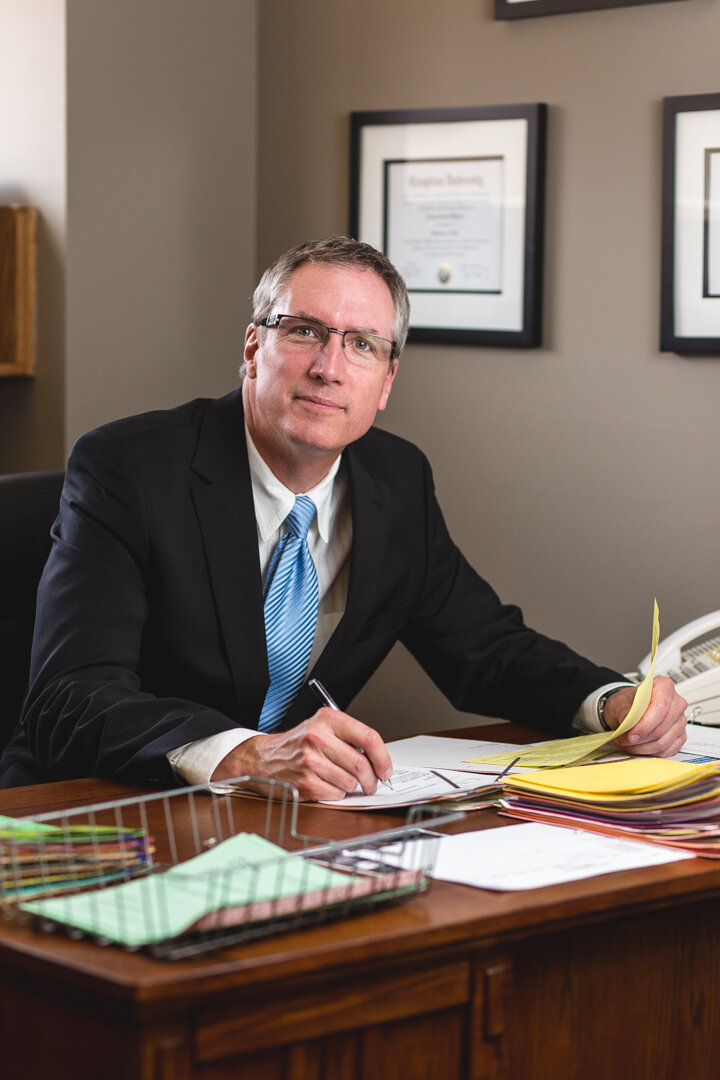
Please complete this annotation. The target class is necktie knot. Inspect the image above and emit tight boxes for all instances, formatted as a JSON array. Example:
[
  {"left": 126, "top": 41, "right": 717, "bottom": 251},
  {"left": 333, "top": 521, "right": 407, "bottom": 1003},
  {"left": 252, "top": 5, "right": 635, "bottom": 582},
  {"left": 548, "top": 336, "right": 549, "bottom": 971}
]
[{"left": 285, "top": 495, "right": 316, "bottom": 540}]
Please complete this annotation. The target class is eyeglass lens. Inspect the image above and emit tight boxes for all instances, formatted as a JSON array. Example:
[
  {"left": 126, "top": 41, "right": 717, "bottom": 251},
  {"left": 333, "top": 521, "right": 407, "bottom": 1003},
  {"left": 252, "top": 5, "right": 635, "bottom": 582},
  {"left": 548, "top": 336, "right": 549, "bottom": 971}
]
[{"left": 267, "top": 316, "right": 393, "bottom": 365}]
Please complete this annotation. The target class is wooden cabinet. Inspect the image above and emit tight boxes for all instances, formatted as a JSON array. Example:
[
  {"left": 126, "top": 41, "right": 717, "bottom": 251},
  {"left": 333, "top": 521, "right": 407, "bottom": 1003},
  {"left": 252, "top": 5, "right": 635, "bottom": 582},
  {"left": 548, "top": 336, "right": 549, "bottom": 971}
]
[{"left": 0, "top": 205, "right": 36, "bottom": 377}]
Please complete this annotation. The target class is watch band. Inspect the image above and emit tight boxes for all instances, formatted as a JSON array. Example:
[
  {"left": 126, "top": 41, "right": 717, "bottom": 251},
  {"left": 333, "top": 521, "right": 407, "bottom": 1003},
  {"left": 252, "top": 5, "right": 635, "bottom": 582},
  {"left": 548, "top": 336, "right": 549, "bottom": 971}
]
[{"left": 596, "top": 685, "right": 635, "bottom": 731}]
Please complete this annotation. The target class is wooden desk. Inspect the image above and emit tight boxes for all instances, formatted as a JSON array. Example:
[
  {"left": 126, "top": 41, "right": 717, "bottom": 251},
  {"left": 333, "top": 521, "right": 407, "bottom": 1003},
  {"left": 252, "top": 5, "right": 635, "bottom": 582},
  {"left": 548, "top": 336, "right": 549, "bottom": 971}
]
[{"left": 1, "top": 723, "right": 720, "bottom": 1080}]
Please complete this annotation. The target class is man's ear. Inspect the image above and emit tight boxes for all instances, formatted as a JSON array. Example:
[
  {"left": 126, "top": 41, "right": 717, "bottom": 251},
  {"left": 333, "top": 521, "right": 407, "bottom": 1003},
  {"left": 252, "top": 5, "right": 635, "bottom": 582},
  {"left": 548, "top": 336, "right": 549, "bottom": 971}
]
[
  {"left": 376, "top": 358, "right": 399, "bottom": 412},
  {"left": 243, "top": 323, "right": 260, "bottom": 377}
]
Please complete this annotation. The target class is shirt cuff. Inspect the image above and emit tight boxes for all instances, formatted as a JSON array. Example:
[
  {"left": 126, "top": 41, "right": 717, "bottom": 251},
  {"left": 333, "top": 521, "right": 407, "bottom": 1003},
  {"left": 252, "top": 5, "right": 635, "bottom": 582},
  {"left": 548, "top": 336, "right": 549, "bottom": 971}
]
[
  {"left": 572, "top": 682, "right": 637, "bottom": 734},
  {"left": 168, "top": 728, "right": 259, "bottom": 786}
]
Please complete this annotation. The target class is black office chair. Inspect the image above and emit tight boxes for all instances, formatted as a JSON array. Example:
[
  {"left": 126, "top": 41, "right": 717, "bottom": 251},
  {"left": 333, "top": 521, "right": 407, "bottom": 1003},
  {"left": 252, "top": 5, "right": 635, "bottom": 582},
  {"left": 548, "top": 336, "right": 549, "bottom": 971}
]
[{"left": 0, "top": 470, "right": 64, "bottom": 751}]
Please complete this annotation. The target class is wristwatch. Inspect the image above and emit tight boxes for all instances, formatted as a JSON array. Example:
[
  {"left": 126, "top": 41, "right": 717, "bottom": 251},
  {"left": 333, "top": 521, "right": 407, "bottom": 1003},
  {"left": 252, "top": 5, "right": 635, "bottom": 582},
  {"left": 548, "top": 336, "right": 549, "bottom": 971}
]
[{"left": 596, "top": 685, "right": 634, "bottom": 731}]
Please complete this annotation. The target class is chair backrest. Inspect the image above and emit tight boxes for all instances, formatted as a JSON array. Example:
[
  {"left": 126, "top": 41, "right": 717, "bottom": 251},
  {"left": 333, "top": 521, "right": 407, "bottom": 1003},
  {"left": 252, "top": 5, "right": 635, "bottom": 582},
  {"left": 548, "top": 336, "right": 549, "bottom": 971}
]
[{"left": 0, "top": 470, "right": 64, "bottom": 751}]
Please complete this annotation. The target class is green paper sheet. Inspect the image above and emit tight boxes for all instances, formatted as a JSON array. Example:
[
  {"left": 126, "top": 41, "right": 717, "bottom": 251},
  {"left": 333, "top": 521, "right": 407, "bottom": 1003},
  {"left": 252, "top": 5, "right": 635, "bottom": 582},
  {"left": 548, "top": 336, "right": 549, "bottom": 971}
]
[{"left": 20, "top": 832, "right": 365, "bottom": 947}]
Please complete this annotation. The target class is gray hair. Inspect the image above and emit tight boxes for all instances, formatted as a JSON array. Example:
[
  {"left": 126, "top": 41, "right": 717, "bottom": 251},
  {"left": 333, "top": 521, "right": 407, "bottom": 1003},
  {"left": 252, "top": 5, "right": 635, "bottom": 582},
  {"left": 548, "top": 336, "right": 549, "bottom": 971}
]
[{"left": 252, "top": 236, "right": 410, "bottom": 357}]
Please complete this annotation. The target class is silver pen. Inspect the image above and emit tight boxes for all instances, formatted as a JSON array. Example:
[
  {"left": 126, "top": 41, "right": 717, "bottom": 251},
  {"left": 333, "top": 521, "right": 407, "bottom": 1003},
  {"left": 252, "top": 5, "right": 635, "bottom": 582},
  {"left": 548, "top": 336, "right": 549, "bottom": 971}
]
[{"left": 308, "top": 678, "right": 394, "bottom": 790}]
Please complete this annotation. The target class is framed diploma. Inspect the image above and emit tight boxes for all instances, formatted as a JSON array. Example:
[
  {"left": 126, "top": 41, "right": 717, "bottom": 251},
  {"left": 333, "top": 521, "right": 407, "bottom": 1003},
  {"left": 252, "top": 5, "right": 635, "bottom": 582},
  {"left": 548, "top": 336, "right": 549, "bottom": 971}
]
[
  {"left": 661, "top": 94, "right": 720, "bottom": 354},
  {"left": 350, "top": 104, "right": 547, "bottom": 348},
  {"left": 495, "top": 0, "right": 690, "bottom": 17}
]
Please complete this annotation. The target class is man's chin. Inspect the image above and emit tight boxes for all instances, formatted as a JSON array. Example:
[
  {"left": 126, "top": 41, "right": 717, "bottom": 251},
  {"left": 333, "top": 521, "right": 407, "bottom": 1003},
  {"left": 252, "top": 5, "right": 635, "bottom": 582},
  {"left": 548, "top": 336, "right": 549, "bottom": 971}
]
[{"left": 289, "top": 432, "right": 343, "bottom": 457}]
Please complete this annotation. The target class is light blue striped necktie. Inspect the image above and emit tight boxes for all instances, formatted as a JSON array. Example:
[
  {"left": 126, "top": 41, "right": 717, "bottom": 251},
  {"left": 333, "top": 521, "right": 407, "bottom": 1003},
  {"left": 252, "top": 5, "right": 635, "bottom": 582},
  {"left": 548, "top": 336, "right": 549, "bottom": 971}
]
[{"left": 258, "top": 495, "right": 319, "bottom": 733}]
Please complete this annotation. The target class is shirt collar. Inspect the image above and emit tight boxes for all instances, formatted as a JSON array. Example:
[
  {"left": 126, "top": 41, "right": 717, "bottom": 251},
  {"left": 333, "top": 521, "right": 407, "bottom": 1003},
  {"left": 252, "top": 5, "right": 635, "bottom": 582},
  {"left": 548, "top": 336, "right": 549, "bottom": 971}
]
[{"left": 244, "top": 423, "right": 341, "bottom": 543}]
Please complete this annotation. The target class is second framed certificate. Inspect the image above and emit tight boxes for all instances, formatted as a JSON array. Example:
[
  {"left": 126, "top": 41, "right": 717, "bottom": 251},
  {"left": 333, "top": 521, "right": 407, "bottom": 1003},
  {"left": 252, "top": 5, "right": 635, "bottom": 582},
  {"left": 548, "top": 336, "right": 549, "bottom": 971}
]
[
  {"left": 350, "top": 104, "right": 547, "bottom": 347},
  {"left": 661, "top": 93, "right": 720, "bottom": 354}
]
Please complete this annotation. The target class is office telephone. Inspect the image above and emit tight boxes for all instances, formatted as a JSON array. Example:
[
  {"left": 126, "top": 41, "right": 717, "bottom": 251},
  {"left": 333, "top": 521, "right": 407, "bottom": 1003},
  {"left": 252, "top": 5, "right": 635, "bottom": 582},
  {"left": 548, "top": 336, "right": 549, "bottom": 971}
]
[{"left": 633, "top": 611, "right": 720, "bottom": 725}]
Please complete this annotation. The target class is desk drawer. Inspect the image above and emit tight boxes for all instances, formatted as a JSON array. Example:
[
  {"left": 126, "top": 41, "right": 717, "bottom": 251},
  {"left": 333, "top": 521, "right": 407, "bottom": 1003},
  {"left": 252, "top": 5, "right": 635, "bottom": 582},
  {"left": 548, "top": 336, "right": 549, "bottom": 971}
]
[{"left": 195, "top": 960, "right": 471, "bottom": 1061}]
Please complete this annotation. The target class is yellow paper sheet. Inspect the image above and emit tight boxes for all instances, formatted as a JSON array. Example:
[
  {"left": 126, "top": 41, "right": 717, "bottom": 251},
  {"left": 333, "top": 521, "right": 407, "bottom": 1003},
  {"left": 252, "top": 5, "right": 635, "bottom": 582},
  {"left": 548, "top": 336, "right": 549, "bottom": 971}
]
[
  {"left": 504, "top": 756, "right": 719, "bottom": 798},
  {"left": 466, "top": 600, "right": 660, "bottom": 770}
]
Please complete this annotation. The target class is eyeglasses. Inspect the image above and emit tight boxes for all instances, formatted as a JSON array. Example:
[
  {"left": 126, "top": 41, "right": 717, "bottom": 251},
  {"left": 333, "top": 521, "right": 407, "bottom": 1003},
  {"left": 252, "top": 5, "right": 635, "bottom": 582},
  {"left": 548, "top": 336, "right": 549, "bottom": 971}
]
[{"left": 257, "top": 314, "right": 396, "bottom": 367}]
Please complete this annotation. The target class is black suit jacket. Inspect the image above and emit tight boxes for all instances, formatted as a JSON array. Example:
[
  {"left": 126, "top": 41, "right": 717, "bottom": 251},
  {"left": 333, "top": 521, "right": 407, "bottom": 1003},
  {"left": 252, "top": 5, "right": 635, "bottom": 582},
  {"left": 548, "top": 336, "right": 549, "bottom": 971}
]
[{"left": 0, "top": 389, "right": 622, "bottom": 787}]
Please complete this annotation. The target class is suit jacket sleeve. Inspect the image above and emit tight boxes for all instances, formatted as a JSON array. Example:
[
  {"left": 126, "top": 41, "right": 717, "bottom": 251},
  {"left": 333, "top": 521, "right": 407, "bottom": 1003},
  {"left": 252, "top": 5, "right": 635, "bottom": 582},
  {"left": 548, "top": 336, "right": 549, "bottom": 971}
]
[
  {"left": 399, "top": 454, "right": 624, "bottom": 736},
  {"left": 17, "top": 419, "right": 257, "bottom": 785}
]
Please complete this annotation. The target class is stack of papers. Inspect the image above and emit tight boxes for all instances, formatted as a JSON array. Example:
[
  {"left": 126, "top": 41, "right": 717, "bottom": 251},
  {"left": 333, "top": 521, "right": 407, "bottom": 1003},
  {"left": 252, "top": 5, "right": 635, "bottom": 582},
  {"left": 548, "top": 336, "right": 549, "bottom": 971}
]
[
  {"left": 0, "top": 814, "right": 154, "bottom": 901},
  {"left": 499, "top": 757, "right": 720, "bottom": 856},
  {"left": 18, "top": 832, "right": 424, "bottom": 948},
  {"left": 319, "top": 764, "right": 499, "bottom": 809},
  {"left": 215, "top": 762, "right": 499, "bottom": 810}
]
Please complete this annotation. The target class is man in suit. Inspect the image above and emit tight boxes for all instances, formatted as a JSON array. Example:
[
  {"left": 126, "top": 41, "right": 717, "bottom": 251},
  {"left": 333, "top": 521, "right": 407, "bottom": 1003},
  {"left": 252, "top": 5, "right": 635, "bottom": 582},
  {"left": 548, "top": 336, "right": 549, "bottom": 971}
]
[{"left": 0, "top": 238, "right": 687, "bottom": 795}]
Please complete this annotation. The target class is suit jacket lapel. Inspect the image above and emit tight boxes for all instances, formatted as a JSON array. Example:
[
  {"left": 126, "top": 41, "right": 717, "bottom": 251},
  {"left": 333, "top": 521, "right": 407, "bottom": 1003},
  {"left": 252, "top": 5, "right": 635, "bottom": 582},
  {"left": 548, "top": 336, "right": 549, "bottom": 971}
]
[
  {"left": 343, "top": 443, "right": 393, "bottom": 626},
  {"left": 189, "top": 391, "right": 269, "bottom": 720}
]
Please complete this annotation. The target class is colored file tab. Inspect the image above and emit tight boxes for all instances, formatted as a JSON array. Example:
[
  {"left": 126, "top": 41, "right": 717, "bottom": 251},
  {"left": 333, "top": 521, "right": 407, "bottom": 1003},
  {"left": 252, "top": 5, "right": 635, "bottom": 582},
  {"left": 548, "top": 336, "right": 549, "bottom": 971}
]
[
  {"left": 0, "top": 813, "right": 154, "bottom": 901},
  {"left": 466, "top": 600, "right": 660, "bottom": 770}
]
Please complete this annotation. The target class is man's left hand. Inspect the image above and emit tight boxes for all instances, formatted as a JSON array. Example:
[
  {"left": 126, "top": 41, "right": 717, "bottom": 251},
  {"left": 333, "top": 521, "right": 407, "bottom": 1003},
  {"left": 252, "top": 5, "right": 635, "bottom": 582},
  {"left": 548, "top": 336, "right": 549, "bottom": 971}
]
[{"left": 602, "top": 675, "right": 688, "bottom": 757}]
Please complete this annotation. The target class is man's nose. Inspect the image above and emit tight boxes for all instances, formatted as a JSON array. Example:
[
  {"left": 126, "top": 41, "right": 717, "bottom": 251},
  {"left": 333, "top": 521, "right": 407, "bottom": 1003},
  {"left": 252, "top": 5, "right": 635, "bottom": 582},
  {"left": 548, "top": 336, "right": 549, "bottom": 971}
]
[{"left": 308, "top": 329, "right": 346, "bottom": 379}]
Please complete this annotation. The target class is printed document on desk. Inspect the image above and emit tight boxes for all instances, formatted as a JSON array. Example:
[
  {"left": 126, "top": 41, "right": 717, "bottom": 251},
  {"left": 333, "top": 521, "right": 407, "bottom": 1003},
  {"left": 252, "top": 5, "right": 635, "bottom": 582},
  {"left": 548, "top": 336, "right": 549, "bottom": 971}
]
[
  {"left": 674, "top": 724, "right": 720, "bottom": 763},
  {"left": 319, "top": 764, "right": 496, "bottom": 809},
  {"left": 387, "top": 735, "right": 533, "bottom": 775},
  {"left": 363, "top": 822, "right": 693, "bottom": 890}
]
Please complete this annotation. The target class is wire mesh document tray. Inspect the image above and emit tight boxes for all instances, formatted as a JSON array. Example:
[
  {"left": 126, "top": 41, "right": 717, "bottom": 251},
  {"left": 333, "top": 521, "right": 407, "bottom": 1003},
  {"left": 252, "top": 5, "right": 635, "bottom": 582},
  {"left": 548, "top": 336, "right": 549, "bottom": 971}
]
[{"left": 0, "top": 778, "right": 462, "bottom": 959}]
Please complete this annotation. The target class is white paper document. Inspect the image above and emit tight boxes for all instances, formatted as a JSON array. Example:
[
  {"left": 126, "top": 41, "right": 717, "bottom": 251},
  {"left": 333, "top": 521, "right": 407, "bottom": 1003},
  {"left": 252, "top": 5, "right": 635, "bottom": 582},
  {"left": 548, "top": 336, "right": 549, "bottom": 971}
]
[
  {"left": 366, "top": 822, "right": 693, "bottom": 890},
  {"left": 673, "top": 724, "right": 720, "bottom": 763},
  {"left": 386, "top": 734, "right": 531, "bottom": 775},
  {"left": 319, "top": 764, "right": 496, "bottom": 808}
]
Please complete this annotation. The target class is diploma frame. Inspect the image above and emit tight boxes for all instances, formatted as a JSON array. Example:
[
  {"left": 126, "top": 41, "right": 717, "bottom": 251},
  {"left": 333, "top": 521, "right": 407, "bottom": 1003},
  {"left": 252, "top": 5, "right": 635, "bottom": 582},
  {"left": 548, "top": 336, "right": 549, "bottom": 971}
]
[
  {"left": 350, "top": 104, "right": 547, "bottom": 348},
  {"left": 495, "top": 0, "right": 688, "bottom": 18},
  {"left": 661, "top": 94, "right": 720, "bottom": 354}
]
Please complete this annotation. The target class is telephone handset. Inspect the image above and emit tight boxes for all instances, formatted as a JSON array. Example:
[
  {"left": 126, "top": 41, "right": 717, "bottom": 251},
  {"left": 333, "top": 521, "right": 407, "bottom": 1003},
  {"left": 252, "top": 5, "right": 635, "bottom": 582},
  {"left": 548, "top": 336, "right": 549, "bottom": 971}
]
[{"left": 634, "top": 611, "right": 720, "bottom": 726}]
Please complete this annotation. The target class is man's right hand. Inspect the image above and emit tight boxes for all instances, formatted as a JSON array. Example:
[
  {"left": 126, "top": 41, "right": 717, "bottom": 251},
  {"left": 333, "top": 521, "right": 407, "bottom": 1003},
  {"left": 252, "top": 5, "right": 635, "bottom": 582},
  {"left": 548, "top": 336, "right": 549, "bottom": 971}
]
[{"left": 211, "top": 707, "right": 393, "bottom": 802}]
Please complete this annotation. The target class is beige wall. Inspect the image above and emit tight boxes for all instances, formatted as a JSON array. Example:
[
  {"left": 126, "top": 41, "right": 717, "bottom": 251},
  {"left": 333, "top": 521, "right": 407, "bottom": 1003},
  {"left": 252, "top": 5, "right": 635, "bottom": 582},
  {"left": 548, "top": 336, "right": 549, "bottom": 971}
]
[
  {"left": 0, "top": 1, "right": 257, "bottom": 468},
  {"left": 257, "top": 0, "right": 720, "bottom": 735},
  {"left": 65, "top": 0, "right": 258, "bottom": 445}
]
